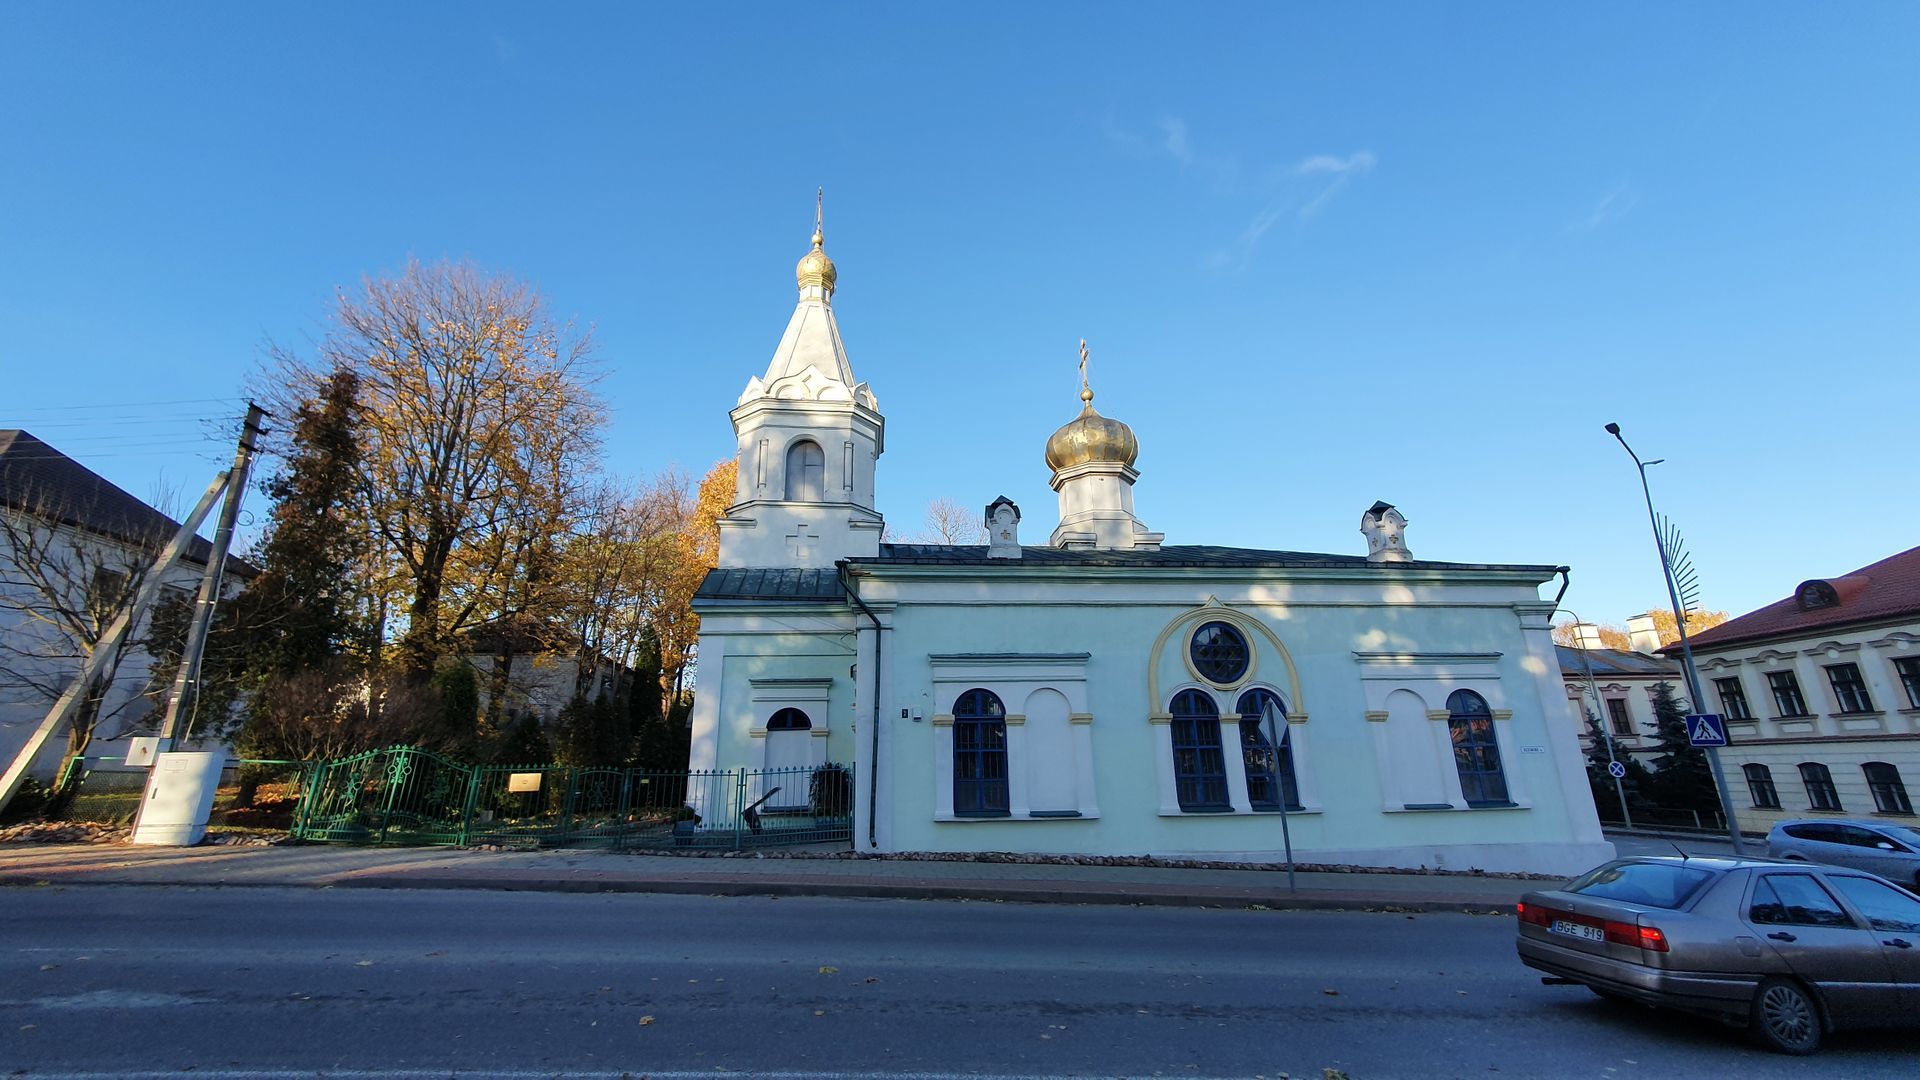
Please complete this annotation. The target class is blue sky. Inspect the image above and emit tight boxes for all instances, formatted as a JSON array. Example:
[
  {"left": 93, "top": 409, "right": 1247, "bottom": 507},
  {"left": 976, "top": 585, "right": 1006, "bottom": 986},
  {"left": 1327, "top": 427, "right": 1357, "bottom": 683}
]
[{"left": 3, "top": 4, "right": 1915, "bottom": 626}]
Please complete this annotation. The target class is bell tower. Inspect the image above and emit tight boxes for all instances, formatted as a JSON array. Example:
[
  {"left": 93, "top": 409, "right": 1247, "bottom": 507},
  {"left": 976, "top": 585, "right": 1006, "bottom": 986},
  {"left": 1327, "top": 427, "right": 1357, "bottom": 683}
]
[{"left": 716, "top": 193, "right": 886, "bottom": 568}]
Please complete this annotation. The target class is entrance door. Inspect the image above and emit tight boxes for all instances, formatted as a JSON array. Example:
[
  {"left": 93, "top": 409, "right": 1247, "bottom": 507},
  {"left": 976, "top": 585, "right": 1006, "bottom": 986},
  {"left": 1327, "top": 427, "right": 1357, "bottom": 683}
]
[{"left": 763, "top": 708, "right": 813, "bottom": 811}]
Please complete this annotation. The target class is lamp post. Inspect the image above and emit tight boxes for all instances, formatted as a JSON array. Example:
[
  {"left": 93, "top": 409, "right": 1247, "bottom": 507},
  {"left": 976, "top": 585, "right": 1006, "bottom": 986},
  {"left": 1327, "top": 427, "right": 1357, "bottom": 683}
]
[
  {"left": 1559, "top": 608, "right": 1634, "bottom": 829},
  {"left": 1605, "top": 422, "right": 1745, "bottom": 854}
]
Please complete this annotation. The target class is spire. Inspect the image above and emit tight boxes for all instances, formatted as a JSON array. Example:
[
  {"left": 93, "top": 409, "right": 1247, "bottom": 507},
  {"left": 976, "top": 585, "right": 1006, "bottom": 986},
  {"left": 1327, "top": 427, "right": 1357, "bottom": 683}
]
[
  {"left": 1078, "top": 338, "right": 1094, "bottom": 407},
  {"left": 1046, "top": 338, "right": 1137, "bottom": 470},
  {"left": 795, "top": 187, "right": 837, "bottom": 297}
]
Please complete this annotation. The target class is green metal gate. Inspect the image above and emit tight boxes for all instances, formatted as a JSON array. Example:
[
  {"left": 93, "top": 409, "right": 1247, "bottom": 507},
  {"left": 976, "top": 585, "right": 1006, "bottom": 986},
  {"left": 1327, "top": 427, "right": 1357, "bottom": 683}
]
[{"left": 293, "top": 745, "right": 475, "bottom": 845}]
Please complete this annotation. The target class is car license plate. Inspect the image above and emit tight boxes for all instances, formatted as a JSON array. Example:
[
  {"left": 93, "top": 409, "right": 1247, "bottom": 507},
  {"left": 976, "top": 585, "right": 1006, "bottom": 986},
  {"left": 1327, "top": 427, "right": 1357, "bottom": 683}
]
[{"left": 1552, "top": 919, "right": 1605, "bottom": 943}]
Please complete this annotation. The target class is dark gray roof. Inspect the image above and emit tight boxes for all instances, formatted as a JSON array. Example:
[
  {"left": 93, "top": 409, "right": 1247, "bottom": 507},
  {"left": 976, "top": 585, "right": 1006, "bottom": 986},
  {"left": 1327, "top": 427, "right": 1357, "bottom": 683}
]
[
  {"left": 695, "top": 567, "right": 845, "bottom": 602},
  {"left": 1556, "top": 645, "right": 1680, "bottom": 678},
  {"left": 853, "top": 543, "right": 1558, "bottom": 573},
  {"left": 0, "top": 429, "right": 244, "bottom": 571},
  {"left": 697, "top": 544, "right": 1560, "bottom": 602}
]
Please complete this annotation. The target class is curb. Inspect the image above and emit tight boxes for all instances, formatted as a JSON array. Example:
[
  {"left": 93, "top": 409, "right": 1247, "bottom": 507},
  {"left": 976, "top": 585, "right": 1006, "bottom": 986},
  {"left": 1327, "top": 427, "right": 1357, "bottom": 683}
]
[{"left": 0, "top": 871, "right": 1517, "bottom": 913}]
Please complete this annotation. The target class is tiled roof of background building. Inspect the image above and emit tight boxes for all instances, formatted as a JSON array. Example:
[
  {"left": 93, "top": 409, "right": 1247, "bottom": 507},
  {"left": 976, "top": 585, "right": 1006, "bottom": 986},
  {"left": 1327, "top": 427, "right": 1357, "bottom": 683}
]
[
  {"left": 1556, "top": 645, "right": 1680, "bottom": 678},
  {"left": 1665, "top": 545, "right": 1920, "bottom": 653},
  {"left": 0, "top": 429, "right": 239, "bottom": 569}
]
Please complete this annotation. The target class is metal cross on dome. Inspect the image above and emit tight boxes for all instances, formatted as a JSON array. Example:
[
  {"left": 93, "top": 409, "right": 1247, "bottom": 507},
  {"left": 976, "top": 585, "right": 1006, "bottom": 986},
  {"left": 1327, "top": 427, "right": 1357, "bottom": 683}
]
[{"left": 1079, "top": 338, "right": 1091, "bottom": 397}]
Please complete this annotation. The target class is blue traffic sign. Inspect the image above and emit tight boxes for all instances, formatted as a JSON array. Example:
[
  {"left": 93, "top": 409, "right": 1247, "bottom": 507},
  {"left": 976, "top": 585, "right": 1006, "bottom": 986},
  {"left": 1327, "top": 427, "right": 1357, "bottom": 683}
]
[
  {"left": 1685, "top": 712, "right": 1729, "bottom": 748},
  {"left": 1607, "top": 761, "right": 1627, "bottom": 779}
]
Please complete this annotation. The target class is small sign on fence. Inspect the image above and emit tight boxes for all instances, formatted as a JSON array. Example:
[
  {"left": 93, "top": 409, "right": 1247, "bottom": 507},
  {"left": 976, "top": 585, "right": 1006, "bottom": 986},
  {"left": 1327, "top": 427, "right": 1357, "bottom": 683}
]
[{"left": 507, "top": 772, "right": 544, "bottom": 793}]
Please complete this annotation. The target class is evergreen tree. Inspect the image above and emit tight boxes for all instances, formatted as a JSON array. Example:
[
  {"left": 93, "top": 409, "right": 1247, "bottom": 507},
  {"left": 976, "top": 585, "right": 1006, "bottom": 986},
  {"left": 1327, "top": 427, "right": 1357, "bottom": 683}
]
[
  {"left": 1581, "top": 709, "right": 1652, "bottom": 822},
  {"left": 1642, "top": 681, "right": 1717, "bottom": 811},
  {"left": 490, "top": 712, "right": 553, "bottom": 766},
  {"left": 423, "top": 663, "right": 481, "bottom": 757}
]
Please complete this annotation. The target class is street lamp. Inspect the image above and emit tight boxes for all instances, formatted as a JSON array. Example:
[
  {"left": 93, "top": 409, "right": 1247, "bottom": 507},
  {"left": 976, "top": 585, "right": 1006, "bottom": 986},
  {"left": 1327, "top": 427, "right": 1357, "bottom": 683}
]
[
  {"left": 1558, "top": 608, "right": 1633, "bottom": 829},
  {"left": 1605, "top": 422, "right": 1745, "bottom": 854}
]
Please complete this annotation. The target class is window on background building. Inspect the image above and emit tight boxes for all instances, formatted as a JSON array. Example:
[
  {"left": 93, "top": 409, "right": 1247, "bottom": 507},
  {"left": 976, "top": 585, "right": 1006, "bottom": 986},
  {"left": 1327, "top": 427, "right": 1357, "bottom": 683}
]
[
  {"left": 1863, "top": 762, "right": 1913, "bottom": 816},
  {"left": 1605, "top": 698, "right": 1634, "bottom": 737},
  {"left": 1170, "top": 688, "right": 1230, "bottom": 811},
  {"left": 952, "top": 688, "right": 1008, "bottom": 817},
  {"left": 1744, "top": 763, "right": 1781, "bottom": 809},
  {"left": 1894, "top": 657, "right": 1920, "bottom": 710},
  {"left": 1825, "top": 663, "right": 1875, "bottom": 714},
  {"left": 1189, "top": 622, "right": 1250, "bottom": 685},
  {"left": 1447, "top": 689, "right": 1510, "bottom": 808},
  {"left": 1799, "top": 762, "right": 1843, "bottom": 811},
  {"left": 1235, "top": 688, "right": 1299, "bottom": 811},
  {"left": 1715, "top": 678, "right": 1752, "bottom": 721},
  {"left": 1768, "top": 671, "right": 1809, "bottom": 717},
  {"left": 784, "top": 440, "right": 825, "bottom": 502}
]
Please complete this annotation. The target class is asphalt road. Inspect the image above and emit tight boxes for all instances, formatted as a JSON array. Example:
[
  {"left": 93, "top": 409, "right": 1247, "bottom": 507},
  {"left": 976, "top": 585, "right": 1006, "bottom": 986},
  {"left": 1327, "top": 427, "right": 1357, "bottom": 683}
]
[{"left": 0, "top": 885, "right": 1912, "bottom": 1079}]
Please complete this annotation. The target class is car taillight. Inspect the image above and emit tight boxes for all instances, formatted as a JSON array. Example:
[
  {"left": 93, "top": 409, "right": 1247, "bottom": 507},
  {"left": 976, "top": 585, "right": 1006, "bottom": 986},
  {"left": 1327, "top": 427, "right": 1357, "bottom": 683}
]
[
  {"left": 1601, "top": 919, "right": 1669, "bottom": 952},
  {"left": 1515, "top": 902, "right": 1553, "bottom": 927}
]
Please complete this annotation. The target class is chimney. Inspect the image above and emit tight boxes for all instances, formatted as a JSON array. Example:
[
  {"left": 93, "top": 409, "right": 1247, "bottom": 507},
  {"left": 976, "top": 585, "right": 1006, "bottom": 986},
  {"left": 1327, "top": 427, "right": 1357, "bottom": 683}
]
[
  {"left": 1626, "top": 613, "right": 1662, "bottom": 654},
  {"left": 1572, "top": 623, "right": 1607, "bottom": 650}
]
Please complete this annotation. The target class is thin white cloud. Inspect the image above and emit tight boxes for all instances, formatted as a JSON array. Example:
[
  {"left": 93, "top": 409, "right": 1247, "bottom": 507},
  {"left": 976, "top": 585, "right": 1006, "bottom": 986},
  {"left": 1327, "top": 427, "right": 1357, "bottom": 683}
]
[
  {"left": 1158, "top": 116, "right": 1194, "bottom": 166},
  {"left": 1294, "top": 151, "right": 1376, "bottom": 176},
  {"left": 1569, "top": 185, "right": 1639, "bottom": 233}
]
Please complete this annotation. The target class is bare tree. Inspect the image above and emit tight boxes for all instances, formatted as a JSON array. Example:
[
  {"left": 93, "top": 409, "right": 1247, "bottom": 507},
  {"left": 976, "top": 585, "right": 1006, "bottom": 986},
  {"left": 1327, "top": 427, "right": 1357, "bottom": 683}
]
[
  {"left": 0, "top": 481, "right": 177, "bottom": 784},
  {"left": 914, "top": 497, "right": 984, "bottom": 545},
  {"left": 265, "top": 258, "right": 606, "bottom": 679}
]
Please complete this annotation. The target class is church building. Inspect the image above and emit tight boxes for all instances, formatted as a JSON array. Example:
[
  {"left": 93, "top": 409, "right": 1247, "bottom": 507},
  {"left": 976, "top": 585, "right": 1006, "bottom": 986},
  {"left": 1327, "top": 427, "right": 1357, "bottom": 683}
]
[{"left": 687, "top": 206, "right": 1611, "bottom": 875}]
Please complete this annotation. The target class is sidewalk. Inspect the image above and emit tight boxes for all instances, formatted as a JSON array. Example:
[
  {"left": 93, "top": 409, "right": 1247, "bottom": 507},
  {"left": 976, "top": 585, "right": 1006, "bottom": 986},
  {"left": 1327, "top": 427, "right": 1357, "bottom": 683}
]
[{"left": 0, "top": 841, "right": 1539, "bottom": 912}]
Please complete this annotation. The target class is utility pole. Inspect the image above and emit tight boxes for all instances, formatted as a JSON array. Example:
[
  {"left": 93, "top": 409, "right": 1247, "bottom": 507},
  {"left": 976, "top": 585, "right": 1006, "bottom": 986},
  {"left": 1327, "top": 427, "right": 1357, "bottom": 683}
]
[
  {"left": 158, "top": 403, "right": 268, "bottom": 751},
  {"left": 1561, "top": 610, "right": 1634, "bottom": 829}
]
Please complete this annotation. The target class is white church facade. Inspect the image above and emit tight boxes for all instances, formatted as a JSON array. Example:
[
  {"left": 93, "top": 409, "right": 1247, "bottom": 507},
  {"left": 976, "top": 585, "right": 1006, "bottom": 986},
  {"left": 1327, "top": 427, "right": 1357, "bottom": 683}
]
[{"left": 686, "top": 207, "right": 1611, "bottom": 875}]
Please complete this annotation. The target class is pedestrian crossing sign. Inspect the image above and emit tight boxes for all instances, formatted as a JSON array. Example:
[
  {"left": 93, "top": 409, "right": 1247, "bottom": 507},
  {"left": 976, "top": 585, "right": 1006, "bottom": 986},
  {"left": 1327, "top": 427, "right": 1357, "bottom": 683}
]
[{"left": 1685, "top": 713, "right": 1729, "bottom": 748}]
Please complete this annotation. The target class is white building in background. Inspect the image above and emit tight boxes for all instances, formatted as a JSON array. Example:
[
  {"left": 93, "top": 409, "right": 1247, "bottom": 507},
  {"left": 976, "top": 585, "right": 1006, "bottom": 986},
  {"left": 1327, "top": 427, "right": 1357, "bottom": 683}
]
[
  {"left": 0, "top": 430, "right": 248, "bottom": 779},
  {"left": 684, "top": 206, "right": 1611, "bottom": 874},
  {"left": 1557, "top": 620, "right": 1681, "bottom": 764},
  {"left": 1664, "top": 546, "right": 1920, "bottom": 837}
]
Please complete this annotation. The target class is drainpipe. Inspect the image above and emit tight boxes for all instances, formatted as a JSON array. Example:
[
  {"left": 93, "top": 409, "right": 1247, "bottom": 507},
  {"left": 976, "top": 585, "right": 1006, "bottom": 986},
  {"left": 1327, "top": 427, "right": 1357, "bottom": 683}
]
[{"left": 838, "top": 561, "right": 883, "bottom": 849}]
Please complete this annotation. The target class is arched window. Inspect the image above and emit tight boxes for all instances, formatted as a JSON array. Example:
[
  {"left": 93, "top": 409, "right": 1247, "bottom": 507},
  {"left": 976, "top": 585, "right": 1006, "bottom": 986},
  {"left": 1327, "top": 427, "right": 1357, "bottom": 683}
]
[
  {"left": 1863, "top": 762, "right": 1912, "bottom": 815},
  {"left": 1744, "top": 763, "right": 1781, "bottom": 809},
  {"left": 1170, "top": 689, "right": 1230, "bottom": 811},
  {"left": 952, "top": 688, "right": 1008, "bottom": 817},
  {"left": 767, "top": 708, "right": 812, "bottom": 732},
  {"left": 1447, "top": 689, "right": 1509, "bottom": 808},
  {"left": 1799, "top": 762, "right": 1842, "bottom": 811},
  {"left": 785, "top": 440, "right": 825, "bottom": 502},
  {"left": 1236, "top": 688, "right": 1299, "bottom": 811}
]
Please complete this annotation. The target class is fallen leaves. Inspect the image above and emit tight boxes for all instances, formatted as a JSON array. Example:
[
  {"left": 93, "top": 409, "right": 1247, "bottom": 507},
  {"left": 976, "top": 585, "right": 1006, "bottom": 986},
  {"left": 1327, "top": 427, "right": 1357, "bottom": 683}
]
[
  {"left": 638, "top": 1015, "right": 656, "bottom": 1026},
  {"left": 817, "top": 965, "right": 838, "bottom": 974}
]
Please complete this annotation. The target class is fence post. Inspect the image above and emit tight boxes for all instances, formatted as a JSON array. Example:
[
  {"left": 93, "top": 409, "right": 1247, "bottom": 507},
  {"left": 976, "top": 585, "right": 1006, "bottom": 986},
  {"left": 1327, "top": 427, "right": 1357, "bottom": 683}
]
[
  {"left": 733, "top": 769, "right": 746, "bottom": 850},
  {"left": 458, "top": 764, "right": 482, "bottom": 847},
  {"left": 378, "top": 750, "right": 403, "bottom": 844}
]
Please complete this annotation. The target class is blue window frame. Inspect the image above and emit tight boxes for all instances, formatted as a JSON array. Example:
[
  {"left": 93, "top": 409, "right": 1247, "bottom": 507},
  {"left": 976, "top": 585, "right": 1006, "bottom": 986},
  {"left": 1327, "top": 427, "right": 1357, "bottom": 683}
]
[
  {"left": 952, "top": 688, "right": 1009, "bottom": 817},
  {"left": 1235, "top": 688, "right": 1300, "bottom": 811},
  {"left": 1189, "top": 621, "right": 1250, "bottom": 685},
  {"left": 767, "top": 708, "right": 811, "bottom": 732},
  {"left": 1447, "top": 689, "right": 1510, "bottom": 807},
  {"left": 1171, "top": 689, "right": 1230, "bottom": 811}
]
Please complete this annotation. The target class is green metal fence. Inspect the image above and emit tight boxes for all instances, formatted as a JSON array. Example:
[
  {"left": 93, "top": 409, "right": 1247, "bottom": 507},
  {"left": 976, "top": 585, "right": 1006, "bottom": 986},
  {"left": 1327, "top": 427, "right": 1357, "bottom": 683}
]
[{"left": 291, "top": 745, "right": 854, "bottom": 850}]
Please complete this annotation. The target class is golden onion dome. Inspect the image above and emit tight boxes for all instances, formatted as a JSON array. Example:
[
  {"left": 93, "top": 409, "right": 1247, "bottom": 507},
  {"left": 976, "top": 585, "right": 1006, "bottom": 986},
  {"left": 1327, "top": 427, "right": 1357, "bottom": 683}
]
[
  {"left": 1045, "top": 388, "right": 1139, "bottom": 472},
  {"left": 795, "top": 227, "right": 837, "bottom": 295}
]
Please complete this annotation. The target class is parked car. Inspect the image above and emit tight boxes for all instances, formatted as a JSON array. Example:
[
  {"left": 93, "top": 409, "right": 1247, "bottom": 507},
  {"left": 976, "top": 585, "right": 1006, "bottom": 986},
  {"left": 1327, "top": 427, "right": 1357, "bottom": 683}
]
[
  {"left": 1767, "top": 819, "right": 1920, "bottom": 889},
  {"left": 1515, "top": 855, "right": 1920, "bottom": 1053}
]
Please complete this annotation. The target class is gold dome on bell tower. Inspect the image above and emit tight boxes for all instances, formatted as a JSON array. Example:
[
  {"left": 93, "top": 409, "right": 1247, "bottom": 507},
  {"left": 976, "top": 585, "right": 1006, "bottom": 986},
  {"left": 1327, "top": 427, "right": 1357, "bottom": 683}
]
[
  {"left": 795, "top": 188, "right": 837, "bottom": 297},
  {"left": 1045, "top": 339, "right": 1139, "bottom": 472}
]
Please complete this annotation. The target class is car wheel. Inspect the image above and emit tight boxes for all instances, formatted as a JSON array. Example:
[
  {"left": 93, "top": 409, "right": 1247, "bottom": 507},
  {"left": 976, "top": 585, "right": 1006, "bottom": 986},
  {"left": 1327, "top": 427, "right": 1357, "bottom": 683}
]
[{"left": 1751, "top": 977, "right": 1821, "bottom": 1055}]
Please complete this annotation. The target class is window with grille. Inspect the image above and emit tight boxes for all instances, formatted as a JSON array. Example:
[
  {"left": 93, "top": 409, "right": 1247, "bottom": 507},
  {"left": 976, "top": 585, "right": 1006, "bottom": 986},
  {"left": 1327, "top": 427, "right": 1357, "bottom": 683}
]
[
  {"left": 1744, "top": 763, "right": 1781, "bottom": 809},
  {"left": 1447, "top": 689, "right": 1510, "bottom": 808},
  {"left": 1864, "top": 762, "right": 1913, "bottom": 815},
  {"left": 1235, "top": 688, "right": 1299, "bottom": 811},
  {"left": 1189, "top": 622, "right": 1250, "bottom": 685},
  {"left": 1897, "top": 658, "right": 1920, "bottom": 710},
  {"left": 1768, "top": 671, "right": 1809, "bottom": 717},
  {"left": 1604, "top": 698, "right": 1634, "bottom": 737},
  {"left": 952, "top": 688, "right": 1008, "bottom": 817},
  {"left": 1715, "top": 677, "right": 1752, "bottom": 721},
  {"left": 1799, "top": 762, "right": 1842, "bottom": 812},
  {"left": 1825, "top": 663, "right": 1875, "bottom": 714},
  {"left": 1170, "top": 688, "right": 1230, "bottom": 811}
]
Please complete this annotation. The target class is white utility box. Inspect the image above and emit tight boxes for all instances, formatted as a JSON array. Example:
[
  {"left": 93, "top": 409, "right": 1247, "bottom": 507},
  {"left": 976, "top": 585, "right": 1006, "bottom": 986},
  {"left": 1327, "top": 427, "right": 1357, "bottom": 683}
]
[{"left": 131, "top": 750, "right": 228, "bottom": 846}]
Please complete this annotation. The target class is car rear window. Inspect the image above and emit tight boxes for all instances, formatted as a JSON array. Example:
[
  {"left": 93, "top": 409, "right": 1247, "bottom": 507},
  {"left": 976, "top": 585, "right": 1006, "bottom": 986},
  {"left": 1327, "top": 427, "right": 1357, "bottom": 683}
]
[{"left": 1564, "top": 862, "right": 1717, "bottom": 909}]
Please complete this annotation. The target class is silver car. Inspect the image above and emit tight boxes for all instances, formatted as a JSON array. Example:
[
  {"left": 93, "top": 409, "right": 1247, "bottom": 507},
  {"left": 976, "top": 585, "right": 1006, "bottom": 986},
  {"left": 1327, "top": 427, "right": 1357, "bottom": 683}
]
[
  {"left": 1516, "top": 855, "right": 1920, "bottom": 1053},
  {"left": 1767, "top": 819, "right": 1920, "bottom": 889}
]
